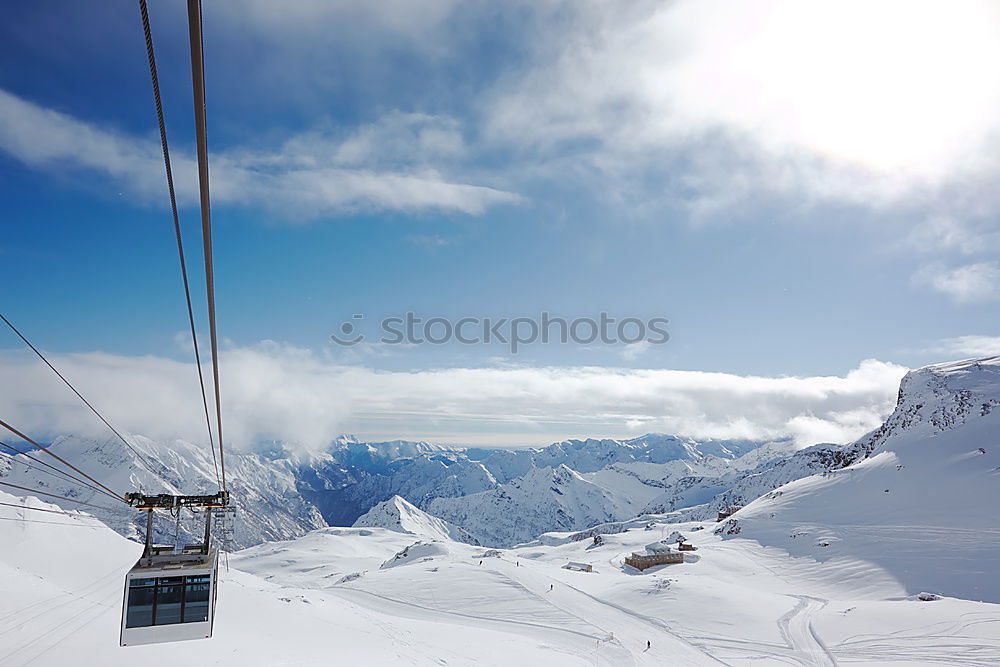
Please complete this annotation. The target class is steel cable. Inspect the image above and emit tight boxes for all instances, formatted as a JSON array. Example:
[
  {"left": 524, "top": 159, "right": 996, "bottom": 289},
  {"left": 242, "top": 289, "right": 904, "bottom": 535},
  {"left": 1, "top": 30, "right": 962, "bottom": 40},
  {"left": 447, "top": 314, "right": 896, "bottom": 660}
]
[
  {"left": 0, "top": 441, "right": 124, "bottom": 503},
  {"left": 0, "top": 419, "right": 126, "bottom": 503},
  {"left": 0, "top": 480, "right": 124, "bottom": 513},
  {"left": 186, "top": 0, "right": 227, "bottom": 493},
  {"left": 138, "top": 0, "right": 221, "bottom": 490}
]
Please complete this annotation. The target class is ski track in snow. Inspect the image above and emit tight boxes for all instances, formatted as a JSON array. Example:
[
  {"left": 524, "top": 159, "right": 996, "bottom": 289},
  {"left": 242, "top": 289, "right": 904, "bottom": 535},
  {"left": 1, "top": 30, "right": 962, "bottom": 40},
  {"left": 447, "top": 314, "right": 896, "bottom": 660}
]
[
  {"left": 333, "top": 584, "right": 602, "bottom": 641},
  {"left": 492, "top": 558, "right": 716, "bottom": 664},
  {"left": 547, "top": 576, "right": 727, "bottom": 664},
  {"left": 776, "top": 596, "right": 836, "bottom": 666},
  {"left": 831, "top": 611, "right": 1000, "bottom": 665}
]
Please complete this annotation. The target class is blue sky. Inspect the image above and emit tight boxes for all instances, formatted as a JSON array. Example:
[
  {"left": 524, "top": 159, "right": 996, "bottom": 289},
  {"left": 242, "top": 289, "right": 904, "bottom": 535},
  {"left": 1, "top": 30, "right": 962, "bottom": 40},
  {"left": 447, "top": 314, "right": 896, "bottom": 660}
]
[{"left": 2, "top": 0, "right": 999, "bottom": 448}]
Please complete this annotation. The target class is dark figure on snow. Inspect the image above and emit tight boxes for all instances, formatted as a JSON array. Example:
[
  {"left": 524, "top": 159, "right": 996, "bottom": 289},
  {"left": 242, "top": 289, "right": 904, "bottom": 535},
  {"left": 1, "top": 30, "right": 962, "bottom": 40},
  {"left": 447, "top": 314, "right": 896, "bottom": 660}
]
[{"left": 647, "top": 640, "right": 651, "bottom": 649}]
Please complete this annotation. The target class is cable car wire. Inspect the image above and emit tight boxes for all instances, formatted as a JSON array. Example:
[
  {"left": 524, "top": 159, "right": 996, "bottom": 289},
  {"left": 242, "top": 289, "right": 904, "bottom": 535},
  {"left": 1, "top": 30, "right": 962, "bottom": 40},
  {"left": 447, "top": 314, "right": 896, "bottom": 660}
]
[
  {"left": 17, "top": 590, "right": 118, "bottom": 666},
  {"left": 138, "top": 0, "right": 221, "bottom": 491},
  {"left": 0, "top": 481, "right": 125, "bottom": 513},
  {"left": 0, "top": 445, "right": 124, "bottom": 504},
  {"left": 0, "top": 500, "right": 110, "bottom": 519},
  {"left": 0, "top": 440, "right": 122, "bottom": 501},
  {"left": 0, "top": 516, "right": 106, "bottom": 528},
  {"left": 0, "top": 561, "right": 127, "bottom": 627},
  {"left": 0, "top": 588, "right": 118, "bottom": 665},
  {"left": 186, "top": 0, "right": 227, "bottom": 494},
  {"left": 0, "top": 418, "right": 126, "bottom": 503},
  {"left": 0, "top": 313, "right": 168, "bottom": 486}
]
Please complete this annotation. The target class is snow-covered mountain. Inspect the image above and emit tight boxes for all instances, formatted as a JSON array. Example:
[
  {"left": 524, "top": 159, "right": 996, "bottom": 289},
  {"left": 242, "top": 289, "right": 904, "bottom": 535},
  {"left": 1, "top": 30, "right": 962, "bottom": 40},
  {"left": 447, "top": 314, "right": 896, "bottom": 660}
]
[
  {"left": 294, "top": 434, "right": 774, "bottom": 527},
  {"left": 428, "top": 464, "right": 634, "bottom": 547},
  {"left": 352, "top": 495, "right": 480, "bottom": 545},
  {"left": 479, "top": 435, "right": 766, "bottom": 482},
  {"left": 0, "top": 434, "right": 327, "bottom": 549},
  {"left": 716, "top": 356, "right": 1000, "bottom": 602},
  {"left": 638, "top": 441, "right": 852, "bottom": 521},
  {"left": 425, "top": 445, "right": 819, "bottom": 547},
  {"left": 4, "top": 418, "right": 911, "bottom": 550},
  {"left": 2, "top": 430, "right": 786, "bottom": 548},
  {"left": 415, "top": 358, "right": 1000, "bottom": 548}
]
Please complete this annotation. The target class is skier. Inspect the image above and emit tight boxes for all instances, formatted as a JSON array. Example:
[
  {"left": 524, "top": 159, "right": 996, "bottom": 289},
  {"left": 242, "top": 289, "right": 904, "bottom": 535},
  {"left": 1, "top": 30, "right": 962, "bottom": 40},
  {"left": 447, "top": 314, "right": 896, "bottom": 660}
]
[
  {"left": 549, "top": 584, "right": 554, "bottom": 592},
  {"left": 647, "top": 640, "right": 651, "bottom": 650},
  {"left": 479, "top": 560, "right": 483, "bottom": 565}
]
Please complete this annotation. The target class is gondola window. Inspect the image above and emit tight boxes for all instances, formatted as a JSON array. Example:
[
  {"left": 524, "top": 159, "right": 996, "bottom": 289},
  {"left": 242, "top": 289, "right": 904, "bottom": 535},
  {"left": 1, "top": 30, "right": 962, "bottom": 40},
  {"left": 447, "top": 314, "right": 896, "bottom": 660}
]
[{"left": 126, "top": 575, "right": 213, "bottom": 628}]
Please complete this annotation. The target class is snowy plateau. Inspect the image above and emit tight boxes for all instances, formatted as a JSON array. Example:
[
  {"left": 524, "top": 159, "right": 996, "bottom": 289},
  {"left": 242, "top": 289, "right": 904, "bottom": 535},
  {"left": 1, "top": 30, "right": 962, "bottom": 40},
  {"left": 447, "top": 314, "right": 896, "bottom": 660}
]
[{"left": 1, "top": 357, "right": 999, "bottom": 665}]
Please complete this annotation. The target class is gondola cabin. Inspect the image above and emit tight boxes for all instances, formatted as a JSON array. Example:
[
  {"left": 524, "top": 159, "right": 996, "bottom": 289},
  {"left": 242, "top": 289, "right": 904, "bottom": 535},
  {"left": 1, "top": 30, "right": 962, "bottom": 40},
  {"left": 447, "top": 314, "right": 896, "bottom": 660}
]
[{"left": 120, "top": 545, "right": 219, "bottom": 647}]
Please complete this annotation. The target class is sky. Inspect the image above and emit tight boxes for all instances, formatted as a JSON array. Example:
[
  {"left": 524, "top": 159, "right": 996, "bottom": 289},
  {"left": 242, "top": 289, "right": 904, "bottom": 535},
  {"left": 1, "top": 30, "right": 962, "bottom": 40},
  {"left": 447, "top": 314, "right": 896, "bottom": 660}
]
[{"left": 2, "top": 0, "right": 999, "bottom": 449}]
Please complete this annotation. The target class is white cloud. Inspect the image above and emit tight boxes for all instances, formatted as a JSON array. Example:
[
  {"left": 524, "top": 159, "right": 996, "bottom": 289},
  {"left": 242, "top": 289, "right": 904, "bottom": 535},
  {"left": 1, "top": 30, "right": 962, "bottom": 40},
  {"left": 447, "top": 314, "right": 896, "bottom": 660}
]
[
  {"left": 905, "top": 217, "right": 1000, "bottom": 255},
  {"left": 620, "top": 340, "right": 651, "bottom": 361},
  {"left": 484, "top": 0, "right": 1000, "bottom": 215},
  {"left": 924, "top": 335, "right": 1000, "bottom": 358},
  {"left": 913, "top": 262, "right": 1000, "bottom": 303},
  {"left": 0, "top": 345, "right": 907, "bottom": 450},
  {"left": 0, "top": 89, "right": 519, "bottom": 218},
  {"left": 213, "top": 0, "right": 464, "bottom": 51}
]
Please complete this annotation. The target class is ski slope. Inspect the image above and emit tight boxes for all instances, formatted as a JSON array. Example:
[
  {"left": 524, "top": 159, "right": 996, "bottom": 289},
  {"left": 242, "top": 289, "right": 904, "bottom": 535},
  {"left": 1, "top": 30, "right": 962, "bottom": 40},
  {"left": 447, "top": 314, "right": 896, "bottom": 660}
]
[
  {"left": 725, "top": 357, "right": 1000, "bottom": 603},
  {"left": 3, "top": 488, "right": 999, "bottom": 666}
]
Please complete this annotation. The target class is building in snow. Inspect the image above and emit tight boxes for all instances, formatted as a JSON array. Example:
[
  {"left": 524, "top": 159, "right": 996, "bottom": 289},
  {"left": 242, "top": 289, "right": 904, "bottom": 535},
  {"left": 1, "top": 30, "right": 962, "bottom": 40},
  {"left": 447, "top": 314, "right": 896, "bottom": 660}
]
[
  {"left": 625, "top": 551, "right": 683, "bottom": 570},
  {"left": 625, "top": 542, "right": 684, "bottom": 570},
  {"left": 717, "top": 506, "right": 742, "bottom": 522},
  {"left": 564, "top": 561, "right": 593, "bottom": 572}
]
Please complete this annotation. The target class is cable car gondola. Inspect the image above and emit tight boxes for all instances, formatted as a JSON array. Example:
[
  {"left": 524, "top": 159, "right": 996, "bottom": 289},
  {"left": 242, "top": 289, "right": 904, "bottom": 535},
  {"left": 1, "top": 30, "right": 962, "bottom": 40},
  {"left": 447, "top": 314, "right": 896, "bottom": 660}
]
[
  {"left": 121, "top": 546, "right": 219, "bottom": 646},
  {"left": 120, "top": 492, "right": 226, "bottom": 647}
]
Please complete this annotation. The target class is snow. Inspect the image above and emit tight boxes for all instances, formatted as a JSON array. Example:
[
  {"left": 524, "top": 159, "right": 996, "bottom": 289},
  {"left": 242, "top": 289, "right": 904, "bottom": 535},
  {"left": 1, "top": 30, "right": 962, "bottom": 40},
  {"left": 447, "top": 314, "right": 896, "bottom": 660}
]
[
  {"left": 352, "top": 495, "right": 480, "bottom": 545},
  {"left": 3, "top": 488, "right": 999, "bottom": 665},
  {"left": 0, "top": 434, "right": 328, "bottom": 549},
  {"left": 1, "top": 431, "right": 783, "bottom": 549},
  {"left": 2, "top": 357, "right": 999, "bottom": 664}
]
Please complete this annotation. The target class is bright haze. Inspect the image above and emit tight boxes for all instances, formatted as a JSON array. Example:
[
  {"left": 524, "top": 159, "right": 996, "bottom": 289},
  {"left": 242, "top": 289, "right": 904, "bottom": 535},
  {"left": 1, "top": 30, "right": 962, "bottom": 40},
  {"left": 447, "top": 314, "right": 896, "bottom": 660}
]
[{"left": 1, "top": 0, "right": 998, "bottom": 448}]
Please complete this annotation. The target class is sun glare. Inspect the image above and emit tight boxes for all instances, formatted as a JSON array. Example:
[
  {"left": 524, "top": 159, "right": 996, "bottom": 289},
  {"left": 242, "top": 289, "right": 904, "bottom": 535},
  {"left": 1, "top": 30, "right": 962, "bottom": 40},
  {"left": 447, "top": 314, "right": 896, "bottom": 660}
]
[{"left": 648, "top": 0, "right": 1000, "bottom": 175}]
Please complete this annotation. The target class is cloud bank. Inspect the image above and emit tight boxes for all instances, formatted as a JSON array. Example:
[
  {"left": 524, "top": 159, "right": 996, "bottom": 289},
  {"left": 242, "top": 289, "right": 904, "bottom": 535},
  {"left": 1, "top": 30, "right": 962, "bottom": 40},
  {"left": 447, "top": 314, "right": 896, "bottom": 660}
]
[
  {"left": 0, "top": 344, "right": 907, "bottom": 451},
  {"left": 0, "top": 89, "right": 518, "bottom": 217},
  {"left": 913, "top": 262, "right": 1000, "bottom": 303},
  {"left": 486, "top": 0, "right": 1000, "bottom": 215},
  {"left": 924, "top": 336, "right": 1000, "bottom": 358}
]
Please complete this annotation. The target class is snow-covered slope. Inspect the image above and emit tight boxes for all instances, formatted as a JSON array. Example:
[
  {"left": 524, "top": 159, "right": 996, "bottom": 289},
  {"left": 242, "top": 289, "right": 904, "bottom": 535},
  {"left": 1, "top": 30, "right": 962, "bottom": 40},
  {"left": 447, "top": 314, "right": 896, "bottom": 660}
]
[
  {"left": 639, "top": 441, "right": 851, "bottom": 521},
  {"left": 5, "top": 487, "right": 998, "bottom": 666},
  {"left": 718, "top": 357, "right": 1000, "bottom": 602},
  {"left": 352, "top": 495, "right": 480, "bottom": 545},
  {"left": 0, "top": 434, "right": 327, "bottom": 549}
]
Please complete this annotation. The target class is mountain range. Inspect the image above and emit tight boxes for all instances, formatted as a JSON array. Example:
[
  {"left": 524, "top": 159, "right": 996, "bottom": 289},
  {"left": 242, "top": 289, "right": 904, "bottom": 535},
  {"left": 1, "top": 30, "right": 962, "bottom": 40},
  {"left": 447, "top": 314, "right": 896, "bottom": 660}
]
[
  {"left": 4, "top": 357, "right": 998, "bottom": 556},
  {"left": 0, "top": 428, "right": 792, "bottom": 548}
]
